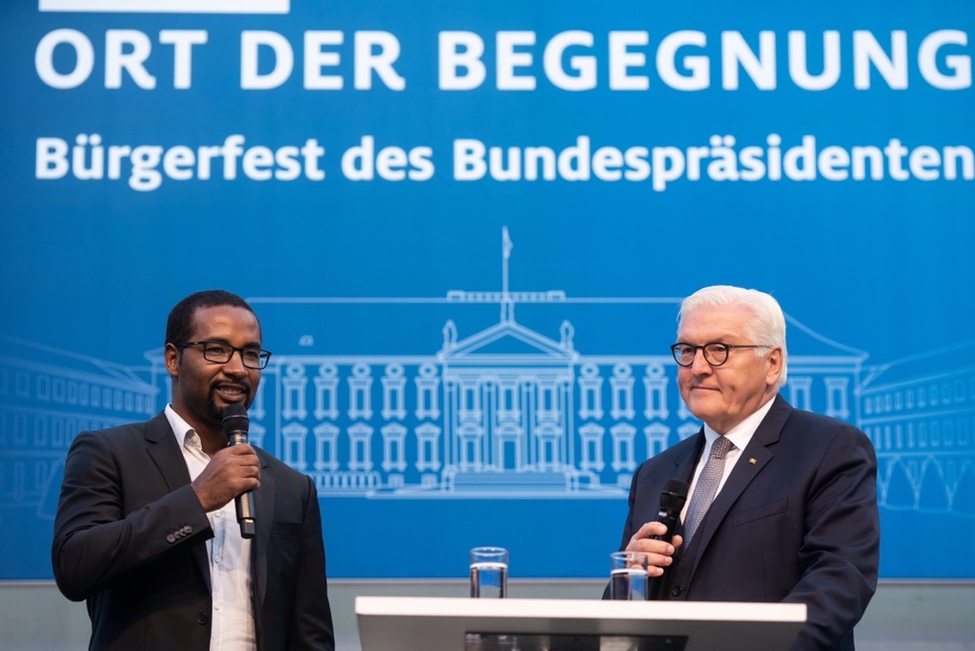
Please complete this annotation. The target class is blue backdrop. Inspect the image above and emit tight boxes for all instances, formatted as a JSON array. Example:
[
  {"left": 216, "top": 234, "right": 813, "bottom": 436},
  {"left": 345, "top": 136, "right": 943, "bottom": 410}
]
[{"left": 1, "top": 0, "right": 973, "bottom": 581}]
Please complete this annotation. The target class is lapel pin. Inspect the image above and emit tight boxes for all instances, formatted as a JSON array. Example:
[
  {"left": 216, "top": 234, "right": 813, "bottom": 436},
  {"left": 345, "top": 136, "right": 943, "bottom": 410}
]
[{"left": 749, "top": 458, "right": 757, "bottom": 465}]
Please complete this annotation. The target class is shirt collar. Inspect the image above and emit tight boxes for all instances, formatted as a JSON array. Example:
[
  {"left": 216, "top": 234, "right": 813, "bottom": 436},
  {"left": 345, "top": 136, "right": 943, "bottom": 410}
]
[
  {"left": 165, "top": 403, "right": 198, "bottom": 448},
  {"left": 702, "top": 395, "right": 777, "bottom": 451}
]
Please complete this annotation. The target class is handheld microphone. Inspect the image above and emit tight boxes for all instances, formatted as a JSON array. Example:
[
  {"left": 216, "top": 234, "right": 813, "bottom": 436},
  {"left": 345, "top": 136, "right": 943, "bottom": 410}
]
[
  {"left": 650, "top": 478, "right": 689, "bottom": 542},
  {"left": 648, "top": 478, "right": 688, "bottom": 600},
  {"left": 222, "top": 404, "right": 256, "bottom": 539}
]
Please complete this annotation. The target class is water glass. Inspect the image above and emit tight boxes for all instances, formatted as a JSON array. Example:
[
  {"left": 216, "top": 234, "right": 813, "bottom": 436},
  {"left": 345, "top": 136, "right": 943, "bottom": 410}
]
[
  {"left": 609, "top": 550, "right": 649, "bottom": 601},
  {"left": 469, "top": 546, "right": 508, "bottom": 598}
]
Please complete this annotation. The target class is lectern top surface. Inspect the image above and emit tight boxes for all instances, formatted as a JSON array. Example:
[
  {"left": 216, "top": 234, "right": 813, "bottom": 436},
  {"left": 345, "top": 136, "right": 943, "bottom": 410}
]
[{"left": 355, "top": 596, "right": 807, "bottom": 651}]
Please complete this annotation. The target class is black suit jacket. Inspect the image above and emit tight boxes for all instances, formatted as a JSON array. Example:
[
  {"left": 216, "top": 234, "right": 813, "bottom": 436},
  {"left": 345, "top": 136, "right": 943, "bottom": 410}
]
[
  {"left": 52, "top": 411, "right": 335, "bottom": 651},
  {"left": 616, "top": 396, "right": 879, "bottom": 651}
]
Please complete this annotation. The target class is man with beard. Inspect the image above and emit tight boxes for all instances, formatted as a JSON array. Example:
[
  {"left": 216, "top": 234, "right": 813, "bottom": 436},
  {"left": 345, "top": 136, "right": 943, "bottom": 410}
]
[{"left": 52, "top": 290, "right": 335, "bottom": 651}]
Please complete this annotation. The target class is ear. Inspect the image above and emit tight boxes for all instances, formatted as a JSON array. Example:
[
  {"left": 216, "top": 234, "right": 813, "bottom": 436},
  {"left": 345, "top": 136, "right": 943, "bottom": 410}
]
[
  {"left": 164, "top": 343, "right": 181, "bottom": 380},
  {"left": 765, "top": 346, "right": 784, "bottom": 386}
]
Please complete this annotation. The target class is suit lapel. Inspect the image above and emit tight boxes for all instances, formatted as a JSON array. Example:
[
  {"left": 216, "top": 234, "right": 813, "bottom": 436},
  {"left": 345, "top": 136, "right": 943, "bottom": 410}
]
[
  {"left": 144, "top": 412, "right": 192, "bottom": 490},
  {"left": 143, "top": 410, "right": 212, "bottom": 591},
  {"left": 251, "top": 451, "right": 274, "bottom": 614},
  {"left": 674, "top": 431, "right": 706, "bottom": 486},
  {"left": 668, "top": 431, "right": 704, "bottom": 555},
  {"left": 684, "top": 397, "right": 792, "bottom": 570}
]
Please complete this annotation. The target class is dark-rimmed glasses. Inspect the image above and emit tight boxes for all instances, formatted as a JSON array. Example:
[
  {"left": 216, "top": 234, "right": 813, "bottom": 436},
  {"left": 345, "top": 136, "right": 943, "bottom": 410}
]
[
  {"left": 177, "top": 340, "right": 272, "bottom": 369},
  {"left": 670, "top": 342, "right": 771, "bottom": 367}
]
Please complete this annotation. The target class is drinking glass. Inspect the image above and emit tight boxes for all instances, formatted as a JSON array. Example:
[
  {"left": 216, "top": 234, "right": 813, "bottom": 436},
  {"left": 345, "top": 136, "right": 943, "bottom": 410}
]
[
  {"left": 469, "top": 546, "right": 508, "bottom": 598},
  {"left": 609, "top": 550, "right": 649, "bottom": 600}
]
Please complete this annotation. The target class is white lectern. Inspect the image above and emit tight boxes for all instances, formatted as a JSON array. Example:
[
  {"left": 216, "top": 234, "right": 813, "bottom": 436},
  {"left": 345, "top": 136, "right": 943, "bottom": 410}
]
[{"left": 356, "top": 596, "right": 806, "bottom": 650}]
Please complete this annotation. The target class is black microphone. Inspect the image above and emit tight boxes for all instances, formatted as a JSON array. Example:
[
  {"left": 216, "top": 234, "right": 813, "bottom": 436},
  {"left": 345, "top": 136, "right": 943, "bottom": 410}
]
[
  {"left": 650, "top": 478, "right": 689, "bottom": 542},
  {"left": 648, "top": 478, "right": 688, "bottom": 600},
  {"left": 222, "top": 404, "right": 256, "bottom": 539}
]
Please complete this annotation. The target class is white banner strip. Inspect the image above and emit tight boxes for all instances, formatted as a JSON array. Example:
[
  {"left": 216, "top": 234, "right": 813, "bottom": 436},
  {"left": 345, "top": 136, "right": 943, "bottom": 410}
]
[{"left": 39, "top": 0, "right": 289, "bottom": 13}]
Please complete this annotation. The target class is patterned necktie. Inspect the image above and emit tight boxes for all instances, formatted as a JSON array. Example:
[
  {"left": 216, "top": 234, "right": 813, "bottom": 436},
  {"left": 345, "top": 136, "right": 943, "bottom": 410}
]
[{"left": 682, "top": 436, "right": 736, "bottom": 544}]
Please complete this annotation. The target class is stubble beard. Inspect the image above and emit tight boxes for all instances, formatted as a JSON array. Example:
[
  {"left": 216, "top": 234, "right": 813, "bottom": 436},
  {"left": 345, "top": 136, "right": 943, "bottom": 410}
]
[{"left": 205, "top": 381, "right": 252, "bottom": 424}]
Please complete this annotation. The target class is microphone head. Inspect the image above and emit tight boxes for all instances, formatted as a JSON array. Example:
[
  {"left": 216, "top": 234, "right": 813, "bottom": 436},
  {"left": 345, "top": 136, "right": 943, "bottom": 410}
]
[
  {"left": 659, "top": 478, "right": 689, "bottom": 513},
  {"left": 222, "top": 403, "right": 250, "bottom": 436}
]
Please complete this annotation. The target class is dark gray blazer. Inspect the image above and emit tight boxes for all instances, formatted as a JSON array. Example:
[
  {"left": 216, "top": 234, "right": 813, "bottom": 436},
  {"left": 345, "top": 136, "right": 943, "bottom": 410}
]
[
  {"left": 52, "top": 411, "right": 334, "bottom": 651},
  {"left": 615, "top": 396, "right": 879, "bottom": 651}
]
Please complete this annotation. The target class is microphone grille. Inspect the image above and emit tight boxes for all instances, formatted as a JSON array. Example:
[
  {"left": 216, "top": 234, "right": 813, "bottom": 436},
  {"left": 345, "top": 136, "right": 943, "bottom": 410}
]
[
  {"left": 663, "top": 478, "right": 688, "bottom": 497},
  {"left": 660, "top": 478, "right": 689, "bottom": 512},
  {"left": 222, "top": 404, "right": 249, "bottom": 434}
]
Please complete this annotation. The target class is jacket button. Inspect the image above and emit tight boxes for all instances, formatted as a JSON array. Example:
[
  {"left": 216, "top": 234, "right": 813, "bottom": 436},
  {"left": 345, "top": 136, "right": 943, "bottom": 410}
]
[
  {"left": 166, "top": 534, "right": 176, "bottom": 543},
  {"left": 671, "top": 586, "right": 683, "bottom": 597},
  {"left": 197, "top": 612, "right": 209, "bottom": 625}
]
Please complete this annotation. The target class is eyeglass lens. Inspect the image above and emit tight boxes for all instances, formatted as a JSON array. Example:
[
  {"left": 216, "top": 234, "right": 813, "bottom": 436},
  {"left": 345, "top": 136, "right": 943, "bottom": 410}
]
[{"left": 201, "top": 342, "right": 268, "bottom": 368}]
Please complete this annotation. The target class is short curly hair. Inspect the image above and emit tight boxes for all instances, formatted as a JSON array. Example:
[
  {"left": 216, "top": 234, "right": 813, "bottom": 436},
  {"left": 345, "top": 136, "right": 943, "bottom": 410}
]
[{"left": 164, "top": 289, "right": 259, "bottom": 347}]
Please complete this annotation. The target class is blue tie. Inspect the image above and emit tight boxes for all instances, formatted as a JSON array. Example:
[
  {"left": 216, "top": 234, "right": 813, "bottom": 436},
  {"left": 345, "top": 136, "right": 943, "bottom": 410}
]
[{"left": 683, "top": 436, "right": 736, "bottom": 544}]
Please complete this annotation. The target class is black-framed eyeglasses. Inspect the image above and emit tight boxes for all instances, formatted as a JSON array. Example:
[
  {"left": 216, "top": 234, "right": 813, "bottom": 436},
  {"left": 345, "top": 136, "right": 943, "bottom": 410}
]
[
  {"left": 670, "top": 342, "right": 772, "bottom": 368},
  {"left": 176, "top": 340, "right": 272, "bottom": 369}
]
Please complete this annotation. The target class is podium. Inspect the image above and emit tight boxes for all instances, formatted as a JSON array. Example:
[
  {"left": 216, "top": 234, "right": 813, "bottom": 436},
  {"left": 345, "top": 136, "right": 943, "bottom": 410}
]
[{"left": 356, "top": 596, "right": 806, "bottom": 650}]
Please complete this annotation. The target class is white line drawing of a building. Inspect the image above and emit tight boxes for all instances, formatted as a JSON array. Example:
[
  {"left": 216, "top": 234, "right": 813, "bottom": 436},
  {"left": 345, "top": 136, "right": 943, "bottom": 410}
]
[
  {"left": 1, "top": 229, "right": 973, "bottom": 516},
  {"left": 0, "top": 336, "right": 158, "bottom": 519},
  {"left": 859, "top": 341, "right": 975, "bottom": 514},
  {"left": 233, "top": 228, "right": 876, "bottom": 499}
]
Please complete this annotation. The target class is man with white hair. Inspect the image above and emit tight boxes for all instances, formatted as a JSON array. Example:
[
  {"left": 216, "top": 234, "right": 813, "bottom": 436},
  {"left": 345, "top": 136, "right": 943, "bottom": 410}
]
[{"left": 613, "top": 285, "right": 879, "bottom": 650}]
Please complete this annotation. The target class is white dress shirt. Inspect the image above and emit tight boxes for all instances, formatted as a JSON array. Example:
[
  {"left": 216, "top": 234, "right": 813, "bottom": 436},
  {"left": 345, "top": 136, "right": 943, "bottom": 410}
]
[
  {"left": 681, "top": 396, "right": 776, "bottom": 524},
  {"left": 166, "top": 405, "right": 257, "bottom": 651}
]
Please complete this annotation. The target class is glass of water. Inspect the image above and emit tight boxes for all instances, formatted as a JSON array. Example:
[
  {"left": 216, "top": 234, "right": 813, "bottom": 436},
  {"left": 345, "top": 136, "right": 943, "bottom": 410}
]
[
  {"left": 609, "top": 550, "right": 650, "bottom": 600},
  {"left": 469, "top": 546, "right": 508, "bottom": 598}
]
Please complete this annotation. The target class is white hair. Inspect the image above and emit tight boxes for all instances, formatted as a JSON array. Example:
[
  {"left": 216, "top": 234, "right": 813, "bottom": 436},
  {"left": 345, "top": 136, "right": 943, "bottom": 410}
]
[{"left": 677, "top": 285, "right": 788, "bottom": 387}]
